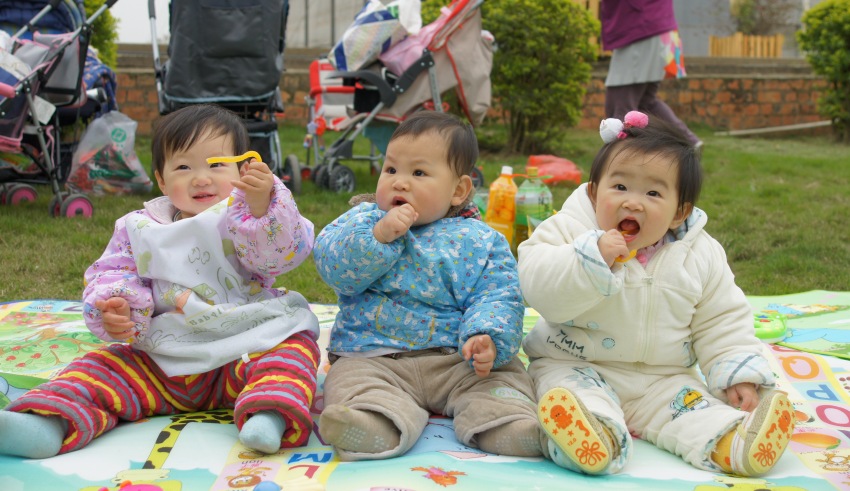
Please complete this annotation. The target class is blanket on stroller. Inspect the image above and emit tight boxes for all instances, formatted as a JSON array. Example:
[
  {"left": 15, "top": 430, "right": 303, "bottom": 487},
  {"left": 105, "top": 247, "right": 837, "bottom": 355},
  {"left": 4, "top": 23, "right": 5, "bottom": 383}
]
[{"left": 1, "top": 291, "right": 850, "bottom": 491}]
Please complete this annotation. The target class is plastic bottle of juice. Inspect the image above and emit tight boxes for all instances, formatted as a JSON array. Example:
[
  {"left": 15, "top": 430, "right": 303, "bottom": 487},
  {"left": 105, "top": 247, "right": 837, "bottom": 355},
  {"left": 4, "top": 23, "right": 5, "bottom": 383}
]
[
  {"left": 485, "top": 166, "right": 518, "bottom": 248},
  {"left": 513, "top": 165, "right": 553, "bottom": 254}
]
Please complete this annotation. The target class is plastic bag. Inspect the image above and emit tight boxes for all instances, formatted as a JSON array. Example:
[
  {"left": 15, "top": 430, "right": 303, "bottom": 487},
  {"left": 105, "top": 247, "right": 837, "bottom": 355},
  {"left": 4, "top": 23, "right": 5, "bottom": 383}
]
[
  {"left": 67, "top": 111, "right": 152, "bottom": 195},
  {"left": 329, "top": 0, "right": 422, "bottom": 72}
]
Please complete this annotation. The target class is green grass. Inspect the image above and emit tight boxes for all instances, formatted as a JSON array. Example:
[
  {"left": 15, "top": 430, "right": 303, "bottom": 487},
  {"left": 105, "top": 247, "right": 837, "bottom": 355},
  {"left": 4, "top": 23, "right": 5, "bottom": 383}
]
[{"left": 1, "top": 123, "right": 848, "bottom": 304}]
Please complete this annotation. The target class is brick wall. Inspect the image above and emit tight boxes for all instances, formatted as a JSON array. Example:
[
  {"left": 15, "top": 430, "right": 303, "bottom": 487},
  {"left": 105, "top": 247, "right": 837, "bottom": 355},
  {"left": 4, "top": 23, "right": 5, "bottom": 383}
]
[{"left": 115, "top": 48, "right": 827, "bottom": 137}]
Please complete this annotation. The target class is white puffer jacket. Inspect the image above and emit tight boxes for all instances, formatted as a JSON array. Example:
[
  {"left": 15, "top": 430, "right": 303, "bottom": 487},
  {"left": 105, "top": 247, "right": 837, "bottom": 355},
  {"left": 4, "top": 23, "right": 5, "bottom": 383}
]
[{"left": 518, "top": 184, "right": 773, "bottom": 397}]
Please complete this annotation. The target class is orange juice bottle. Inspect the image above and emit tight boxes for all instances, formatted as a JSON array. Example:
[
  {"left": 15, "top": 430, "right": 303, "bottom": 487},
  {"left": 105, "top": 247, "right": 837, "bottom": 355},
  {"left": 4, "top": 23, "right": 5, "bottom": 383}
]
[{"left": 485, "top": 166, "right": 517, "bottom": 248}]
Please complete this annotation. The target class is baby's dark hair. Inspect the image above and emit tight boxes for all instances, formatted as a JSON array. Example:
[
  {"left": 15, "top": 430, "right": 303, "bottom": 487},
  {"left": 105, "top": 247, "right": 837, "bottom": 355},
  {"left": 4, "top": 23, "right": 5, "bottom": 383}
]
[
  {"left": 151, "top": 104, "right": 250, "bottom": 176},
  {"left": 389, "top": 111, "right": 478, "bottom": 178},
  {"left": 589, "top": 114, "right": 702, "bottom": 212}
]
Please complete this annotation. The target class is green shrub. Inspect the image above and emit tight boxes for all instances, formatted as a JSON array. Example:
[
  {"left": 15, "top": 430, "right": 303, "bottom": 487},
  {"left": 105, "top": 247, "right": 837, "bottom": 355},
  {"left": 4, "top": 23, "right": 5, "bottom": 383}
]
[
  {"left": 484, "top": 0, "right": 599, "bottom": 154},
  {"left": 730, "top": 0, "right": 796, "bottom": 36},
  {"left": 84, "top": 0, "right": 118, "bottom": 68},
  {"left": 797, "top": 0, "right": 850, "bottom": 143}
]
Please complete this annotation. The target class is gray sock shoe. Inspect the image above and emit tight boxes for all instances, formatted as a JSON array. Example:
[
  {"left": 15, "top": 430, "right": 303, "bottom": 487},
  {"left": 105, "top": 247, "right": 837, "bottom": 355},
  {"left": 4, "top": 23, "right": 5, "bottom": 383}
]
[
  {"left": 239, "top": 411, "right": 286, "bottom": 454},
  {"left": 0, "top": 411, "right": 66, "bottom": 458}
]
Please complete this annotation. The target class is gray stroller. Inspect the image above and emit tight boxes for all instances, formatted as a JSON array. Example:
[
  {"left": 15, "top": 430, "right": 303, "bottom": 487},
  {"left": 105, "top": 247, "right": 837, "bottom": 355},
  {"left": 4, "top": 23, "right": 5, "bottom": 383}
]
[{"left": 147, "top": 0, "right": 302, "bottom": 194}]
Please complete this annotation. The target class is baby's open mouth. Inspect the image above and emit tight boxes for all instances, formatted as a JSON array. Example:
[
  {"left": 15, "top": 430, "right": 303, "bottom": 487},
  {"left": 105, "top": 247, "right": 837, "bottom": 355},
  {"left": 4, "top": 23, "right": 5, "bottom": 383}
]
[
  {"left": 392, "top": 198, "right": 408, "bottom": 206},
  {"left": 193, "top": 193, "right": 216, "bottom": 200},
  {"left": 619, "top": 219, "right": 640, "bottom": 236}
]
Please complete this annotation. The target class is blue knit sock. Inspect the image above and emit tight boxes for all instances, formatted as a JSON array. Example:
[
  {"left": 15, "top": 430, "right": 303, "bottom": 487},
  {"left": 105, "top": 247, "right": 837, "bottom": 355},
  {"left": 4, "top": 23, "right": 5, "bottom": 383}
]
[
  {"left": 0, "top": 411, "right": 66, "bottom": 458},
  {"left": 239, "top": 411, "right": 286, "bottom": 454}
]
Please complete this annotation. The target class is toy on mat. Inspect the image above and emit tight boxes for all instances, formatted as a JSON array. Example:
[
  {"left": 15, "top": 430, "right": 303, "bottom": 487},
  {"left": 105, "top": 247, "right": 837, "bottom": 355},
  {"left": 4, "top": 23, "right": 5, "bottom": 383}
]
[{"left": 753, "top": 312, "right": 788, "bottom": 343}]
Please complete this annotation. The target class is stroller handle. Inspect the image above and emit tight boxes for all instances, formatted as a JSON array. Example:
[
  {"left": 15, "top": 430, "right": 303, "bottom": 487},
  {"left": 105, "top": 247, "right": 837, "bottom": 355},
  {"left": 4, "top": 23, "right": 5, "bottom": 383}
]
[{"left": 0, "top": 83, "right": 16, "bottom": 99}]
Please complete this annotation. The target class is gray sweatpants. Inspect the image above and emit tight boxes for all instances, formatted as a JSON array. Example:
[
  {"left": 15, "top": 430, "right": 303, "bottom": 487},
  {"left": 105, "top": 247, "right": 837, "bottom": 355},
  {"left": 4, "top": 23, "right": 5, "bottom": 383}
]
[{"left": 323, "top": 350, "right": 539, "bottom": 460}]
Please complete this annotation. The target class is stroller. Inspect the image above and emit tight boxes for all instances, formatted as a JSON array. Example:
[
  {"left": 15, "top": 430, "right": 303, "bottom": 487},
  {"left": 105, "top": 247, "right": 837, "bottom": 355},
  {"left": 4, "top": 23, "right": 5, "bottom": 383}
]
[
  {"left": 298, "top": 0, "right": 491, "bottom": 193},
  {"left": 149, "top": 0, "right": 302, "bottom": 194},
  {"left": 0, "top": 0, "right": 117, "bottom": 217}
]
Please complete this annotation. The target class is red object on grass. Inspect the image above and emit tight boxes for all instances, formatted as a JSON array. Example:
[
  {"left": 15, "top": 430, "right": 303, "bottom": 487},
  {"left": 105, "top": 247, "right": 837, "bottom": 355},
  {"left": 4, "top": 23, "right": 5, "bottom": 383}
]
[{"left": 527, "top": 155, "right": 582, "bottom": 185}]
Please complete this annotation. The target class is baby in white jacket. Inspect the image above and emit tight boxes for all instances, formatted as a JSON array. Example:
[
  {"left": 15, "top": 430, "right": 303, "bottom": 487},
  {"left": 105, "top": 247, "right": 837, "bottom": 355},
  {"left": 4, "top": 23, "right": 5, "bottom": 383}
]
[{"left": 518, "top": 111, "right": 793, "bottom": 477}]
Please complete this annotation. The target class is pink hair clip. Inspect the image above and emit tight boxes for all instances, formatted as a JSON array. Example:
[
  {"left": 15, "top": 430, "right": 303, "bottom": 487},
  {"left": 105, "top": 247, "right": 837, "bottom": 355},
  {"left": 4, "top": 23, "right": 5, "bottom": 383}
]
[{"left": 599, "top": 111, "right": 649, "bottom": 144}]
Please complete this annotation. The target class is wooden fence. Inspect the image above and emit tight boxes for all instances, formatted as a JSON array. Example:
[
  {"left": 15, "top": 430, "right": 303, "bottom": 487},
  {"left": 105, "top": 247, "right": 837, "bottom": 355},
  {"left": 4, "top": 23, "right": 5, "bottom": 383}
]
[{"left": 708, "top": 33, "right": 784, "bottom": 58}]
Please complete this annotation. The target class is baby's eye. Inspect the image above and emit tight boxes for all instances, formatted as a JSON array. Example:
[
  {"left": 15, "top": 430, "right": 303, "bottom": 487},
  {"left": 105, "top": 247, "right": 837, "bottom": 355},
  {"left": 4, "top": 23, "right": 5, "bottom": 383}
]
[
  {"left": 615, "top": 184, "right": 627, "bottom": 191},
  {"left": 413, "top": 170, "right": 425, "bottom": 177},
  {"left": 385, "top": 166, "right": 397, "bottom": 174},
  {"left": 175, "top": 164, "right": 190, "bottom": 171},
  {"left": 647, "top": 190, "right": 661, "bottom": 197},
  {"left": 209, "top": 162, "right": 225, "bottom": 168}
]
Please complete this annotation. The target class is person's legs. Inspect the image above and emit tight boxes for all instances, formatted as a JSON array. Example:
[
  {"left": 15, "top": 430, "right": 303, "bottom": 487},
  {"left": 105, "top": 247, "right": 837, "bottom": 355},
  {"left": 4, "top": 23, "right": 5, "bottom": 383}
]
[
  {"left": 528, "top": 358, "right": 633, "bottom": 475},
  {"left": 319, "top": 356, "right": 430, "bottom": 461},
  {"left": 1, "top": 344, "right": 197, "bottom": 457},
  {"left": 441, "top": 356, "right": 542, "bottom": 457},
  {"left": 232, "top": 331, "right": 320, "bottom": 453},
  {"left": 638, "top": 82, "right": 701, "bottom": 145},
  {"left": 605, "top": 84, "right": 646, "bottom": 120}
]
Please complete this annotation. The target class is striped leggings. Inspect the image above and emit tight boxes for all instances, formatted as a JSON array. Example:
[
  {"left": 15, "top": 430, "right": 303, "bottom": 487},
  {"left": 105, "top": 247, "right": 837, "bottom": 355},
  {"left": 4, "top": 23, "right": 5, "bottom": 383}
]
[{"left": 6, "top": 331, "right": 319, "bottom": 454}]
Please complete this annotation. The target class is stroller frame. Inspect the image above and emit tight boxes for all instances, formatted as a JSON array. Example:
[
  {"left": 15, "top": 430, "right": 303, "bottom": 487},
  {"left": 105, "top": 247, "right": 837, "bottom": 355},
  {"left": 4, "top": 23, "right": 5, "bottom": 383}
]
[
  {"left": 0, "top": 0, "right": 116, "bottom": 217},
  {"left": 148, "top": 0, "right": 302, "bottom": 194},
  {"left": 297, "top": 0, "right": 488, "bottom": 193}
]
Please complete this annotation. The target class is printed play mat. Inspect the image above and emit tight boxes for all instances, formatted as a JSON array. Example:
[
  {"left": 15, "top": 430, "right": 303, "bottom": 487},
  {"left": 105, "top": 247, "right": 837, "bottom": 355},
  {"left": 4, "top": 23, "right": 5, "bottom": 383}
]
[{"left": 1, "top": 291, "right": 850, "bottom": 491}]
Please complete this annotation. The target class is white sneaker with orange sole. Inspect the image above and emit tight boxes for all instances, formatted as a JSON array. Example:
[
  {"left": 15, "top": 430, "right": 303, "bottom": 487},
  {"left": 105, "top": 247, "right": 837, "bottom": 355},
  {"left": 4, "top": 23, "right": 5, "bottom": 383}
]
[
  {"left": 538, "top": 387, "right": 614, "bottom": 474},
  {"left": 730, "top": 390, "right": 795, "bottom": 476}
]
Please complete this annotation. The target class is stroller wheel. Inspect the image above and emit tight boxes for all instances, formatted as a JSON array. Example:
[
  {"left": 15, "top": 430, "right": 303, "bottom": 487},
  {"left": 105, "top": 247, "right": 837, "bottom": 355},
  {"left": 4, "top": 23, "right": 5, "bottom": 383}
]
[
  {"left": 329, "top": 165, "right": 356, "bottom": 194},
  {"left": 470, "top": 166, "right": 486, "bottom": 189},
  {"left": 281, "top": 154, "right": 302, "bottom": 196},
  {"left": 55, "top": 194, "right": 93, "bottom": 218},
  {"left": 6, "top": 184, "right": 38, "bottom": 205},
  {"left": 49, "top": 193, "right": 66, "bottom": 217},
  {"left": 313, "top": 164, "right": 329, "bottom": 189}
]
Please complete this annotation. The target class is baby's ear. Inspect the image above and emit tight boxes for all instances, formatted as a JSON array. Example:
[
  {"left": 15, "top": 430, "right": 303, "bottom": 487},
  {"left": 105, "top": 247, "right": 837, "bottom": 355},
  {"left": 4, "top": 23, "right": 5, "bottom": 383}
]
[
  {"left": 451, "top": 174, "right": 474, "bottom": 206},
  {"left": 671, "top": 202, "right": 694, "bottom": 228},
  {"left": 155, "top": 170, "right": 167, "bottom": 196},
  {"left": 586, "top": 182, "right": 596, "bottom": 206}
]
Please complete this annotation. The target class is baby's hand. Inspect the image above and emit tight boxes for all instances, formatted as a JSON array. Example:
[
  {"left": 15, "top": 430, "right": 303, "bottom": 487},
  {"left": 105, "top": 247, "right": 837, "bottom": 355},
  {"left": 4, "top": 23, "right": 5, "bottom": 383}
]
[
  {"left": 726, "top": 383, "right": 759, "bottom": 412},
  {"left": 374, "top": 204, "right": 418, "bottom": 243},
  {"left": 462, "top": 334, "right": 496, "bottom": 377},
  {"left": 598, "top": 229, "right": 630, "bottom": 267},
  {"left": 232, "top": 159, "right": 274, "bottom": 218},
  {"left": 95, "top": 297, "right": 135, "bottom": 341}
]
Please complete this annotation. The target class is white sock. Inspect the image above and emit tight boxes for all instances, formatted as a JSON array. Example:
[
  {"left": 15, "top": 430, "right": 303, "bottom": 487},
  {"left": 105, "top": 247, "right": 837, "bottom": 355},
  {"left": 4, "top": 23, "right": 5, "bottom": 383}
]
[
  {"left": 239, "top": 411, "right": 287, "bottom": 454},
  {"left": 0, "top": 411, "right": 66, "bottom": 458}
]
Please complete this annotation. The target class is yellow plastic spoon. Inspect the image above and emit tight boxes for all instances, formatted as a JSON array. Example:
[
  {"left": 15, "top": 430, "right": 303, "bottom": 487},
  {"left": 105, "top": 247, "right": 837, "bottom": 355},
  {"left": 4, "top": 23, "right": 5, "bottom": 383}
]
[
  {"left": 206, "top": 150, "right": 261, "bottom": 165},
  {"left": 614, "top": 230, "right": 636, "bottom": 263}
]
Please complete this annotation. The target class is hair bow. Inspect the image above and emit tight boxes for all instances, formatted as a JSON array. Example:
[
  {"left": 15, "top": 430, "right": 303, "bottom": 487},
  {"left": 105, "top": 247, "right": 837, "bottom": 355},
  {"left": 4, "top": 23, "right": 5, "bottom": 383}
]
[{"left": 599, "top": 111, "right": 649, "bottom": 143}]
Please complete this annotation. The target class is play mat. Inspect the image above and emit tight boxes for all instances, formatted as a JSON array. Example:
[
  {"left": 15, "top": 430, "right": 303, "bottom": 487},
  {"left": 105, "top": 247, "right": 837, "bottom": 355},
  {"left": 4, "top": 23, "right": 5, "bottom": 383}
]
[{"left": 1, "top": 290, "right": 850, "bottom": 491}]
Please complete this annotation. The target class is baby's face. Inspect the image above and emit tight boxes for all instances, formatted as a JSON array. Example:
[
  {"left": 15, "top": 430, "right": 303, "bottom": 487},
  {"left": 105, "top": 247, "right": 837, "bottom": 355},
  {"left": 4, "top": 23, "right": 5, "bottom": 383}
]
[
  {"left": 590, "top": 149, "right": 690, "bottom": 251},
  {"left": 155, "top": 132, "right": 240, "bottom": 219},
  {"left": 376, "top": 132, "right": 468, "bottom": 226}
]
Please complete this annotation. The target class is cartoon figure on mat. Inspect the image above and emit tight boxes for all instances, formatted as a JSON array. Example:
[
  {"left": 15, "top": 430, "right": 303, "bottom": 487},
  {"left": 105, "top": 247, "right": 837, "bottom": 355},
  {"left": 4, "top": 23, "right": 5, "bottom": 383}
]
[
  {"left": 0, "top": 104, "right": 320, "bottom": 460},
  {"left": 411, "top": 467, "right": 466, "bottom": 487},
  {"left": 518, "top": 111, "right": 794, "bottom": 478},
  {"left": 314, "top": 112, "right": 542, "bottom": 461},
  {"left": 817, "top": 450, "right": 850, "bottom": 472},
  {"left": 226, "top": 465, "right": 273, "bottom": 488}
]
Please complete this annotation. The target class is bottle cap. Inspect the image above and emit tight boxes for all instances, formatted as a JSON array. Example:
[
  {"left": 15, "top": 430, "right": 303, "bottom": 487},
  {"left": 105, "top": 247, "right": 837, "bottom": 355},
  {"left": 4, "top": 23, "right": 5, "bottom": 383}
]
[
  {"left": 526, "top": 166, "right": 538, "bottom": 178},
  {"left": 501, "top": 165, "right": 513, "bottom": 175}
]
